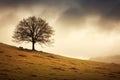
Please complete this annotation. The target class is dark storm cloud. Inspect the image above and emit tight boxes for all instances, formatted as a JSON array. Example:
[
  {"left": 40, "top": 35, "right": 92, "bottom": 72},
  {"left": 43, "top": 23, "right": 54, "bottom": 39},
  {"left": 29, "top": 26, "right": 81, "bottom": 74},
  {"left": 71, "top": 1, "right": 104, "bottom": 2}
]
[
  {"left": 0, "top": 0, "right": 120, "bottom": 30},
  {"left": 1, "top": 0, "right": 120, "bottom": 20},
  {"left": 0, "top": 0, "right": 68, "bottom": 7},
  {"left": 1, "top": 0, "right": 120, "bottom": 19},
  {"left": 80, "top": 0, "right": 119, "bottom": 17},
  {"left": 57, "top": 0, "right": 120, "bottom": 30},
  {"left": 78, "top": 0, "right": 120, "bottom": 20}
]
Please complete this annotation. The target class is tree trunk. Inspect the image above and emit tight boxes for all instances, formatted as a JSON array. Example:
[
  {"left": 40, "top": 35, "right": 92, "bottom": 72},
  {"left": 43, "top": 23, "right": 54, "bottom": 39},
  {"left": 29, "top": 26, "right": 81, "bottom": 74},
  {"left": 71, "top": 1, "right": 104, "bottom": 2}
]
[{"left": 32, "top": 41, "right": 35, "bottom": 50}]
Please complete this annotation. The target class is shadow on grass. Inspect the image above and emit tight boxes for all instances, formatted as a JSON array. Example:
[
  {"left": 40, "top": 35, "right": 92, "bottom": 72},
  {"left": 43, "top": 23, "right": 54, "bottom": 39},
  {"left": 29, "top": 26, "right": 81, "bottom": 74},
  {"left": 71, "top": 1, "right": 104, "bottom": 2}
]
[
  {"left": 0, "top": 51, "right": 4, "bottom": 53},
  {"left": 18, "top": 54, "right": 27, "bottom": 57}
]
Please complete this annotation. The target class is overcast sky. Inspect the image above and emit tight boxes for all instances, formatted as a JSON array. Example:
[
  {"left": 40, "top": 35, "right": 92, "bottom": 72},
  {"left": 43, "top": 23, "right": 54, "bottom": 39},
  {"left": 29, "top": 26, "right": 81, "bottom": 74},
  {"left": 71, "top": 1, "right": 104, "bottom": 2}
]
[{"left": 0, "top": 0, "right": 120, "bottom": 59}]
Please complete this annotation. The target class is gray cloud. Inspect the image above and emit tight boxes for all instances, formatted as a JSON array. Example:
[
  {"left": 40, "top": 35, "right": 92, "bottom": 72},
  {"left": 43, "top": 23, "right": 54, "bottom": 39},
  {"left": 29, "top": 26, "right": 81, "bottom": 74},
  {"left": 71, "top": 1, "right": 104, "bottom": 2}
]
[
  {"left": 78, "top": 0, "right": 120, "bottom": 20},
  {"left": 0, "top": 0, "right": 120, "bottom": 31},
  {"left": 0, "top": 0, "right": 68, "bottom": 7},
  {"left": 57, "top": 0, "right": 120, "bottom": 30}
]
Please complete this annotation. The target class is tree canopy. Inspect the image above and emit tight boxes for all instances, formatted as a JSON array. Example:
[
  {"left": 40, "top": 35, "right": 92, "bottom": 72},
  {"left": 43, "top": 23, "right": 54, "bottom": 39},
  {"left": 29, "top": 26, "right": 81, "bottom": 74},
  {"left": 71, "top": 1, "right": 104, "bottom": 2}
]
[{"left": 13, "top": 16, "right": 54, "bottom": 50}]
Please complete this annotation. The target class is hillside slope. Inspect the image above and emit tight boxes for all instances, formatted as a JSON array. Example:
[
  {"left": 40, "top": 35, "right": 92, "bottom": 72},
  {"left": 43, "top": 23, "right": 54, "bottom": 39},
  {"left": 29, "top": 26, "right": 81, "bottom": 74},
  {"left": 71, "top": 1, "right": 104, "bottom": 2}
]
[{"left": 0, "top": 43, "right": 120, "bottom": 80}]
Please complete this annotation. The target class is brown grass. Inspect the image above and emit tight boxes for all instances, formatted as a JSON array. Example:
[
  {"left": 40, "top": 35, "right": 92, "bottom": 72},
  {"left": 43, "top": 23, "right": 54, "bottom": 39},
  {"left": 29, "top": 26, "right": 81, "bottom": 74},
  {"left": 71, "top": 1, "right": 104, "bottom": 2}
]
[{"left": 0, "top": 43, "right": 120, "bottom": 80}]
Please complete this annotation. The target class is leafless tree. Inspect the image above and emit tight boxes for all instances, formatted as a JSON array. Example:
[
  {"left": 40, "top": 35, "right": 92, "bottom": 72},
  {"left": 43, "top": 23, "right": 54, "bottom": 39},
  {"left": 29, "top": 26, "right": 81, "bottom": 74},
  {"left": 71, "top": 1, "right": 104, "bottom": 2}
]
[{"left": 13, "top": 16, "right": 54, "bottom": 50}]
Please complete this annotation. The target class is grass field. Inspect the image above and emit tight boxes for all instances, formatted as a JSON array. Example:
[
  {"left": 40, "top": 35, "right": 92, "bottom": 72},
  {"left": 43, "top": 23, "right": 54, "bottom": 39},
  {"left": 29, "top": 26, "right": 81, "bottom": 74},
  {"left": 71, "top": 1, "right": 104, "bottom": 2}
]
[{"left": 0, "top": 43, "right": 120, "bottom": 80}]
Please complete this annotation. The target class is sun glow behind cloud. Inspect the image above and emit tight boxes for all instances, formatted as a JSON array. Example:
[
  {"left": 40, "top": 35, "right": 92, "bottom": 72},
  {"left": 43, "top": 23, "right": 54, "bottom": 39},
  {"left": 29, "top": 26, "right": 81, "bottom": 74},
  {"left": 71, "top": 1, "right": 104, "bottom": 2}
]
[
  {"left": 35, "top": 17, "right": 120, "bottom": 59},
  {"left": 49, "top": 26, "right": 120, "bottom": 59}
]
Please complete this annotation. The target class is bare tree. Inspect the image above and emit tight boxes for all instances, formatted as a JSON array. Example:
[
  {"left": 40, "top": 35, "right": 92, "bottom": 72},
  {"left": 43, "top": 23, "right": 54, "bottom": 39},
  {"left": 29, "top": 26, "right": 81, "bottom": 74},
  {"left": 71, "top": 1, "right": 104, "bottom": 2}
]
[{"left": 13, "top": 16, "right": 54, "bottom": 50}]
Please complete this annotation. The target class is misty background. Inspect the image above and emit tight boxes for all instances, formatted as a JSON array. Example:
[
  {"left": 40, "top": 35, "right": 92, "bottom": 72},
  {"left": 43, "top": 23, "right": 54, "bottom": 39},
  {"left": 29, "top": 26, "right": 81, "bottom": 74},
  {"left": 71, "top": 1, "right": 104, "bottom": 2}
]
[{"left": 0, "top": 0, "right": 120, "bottom": 61}]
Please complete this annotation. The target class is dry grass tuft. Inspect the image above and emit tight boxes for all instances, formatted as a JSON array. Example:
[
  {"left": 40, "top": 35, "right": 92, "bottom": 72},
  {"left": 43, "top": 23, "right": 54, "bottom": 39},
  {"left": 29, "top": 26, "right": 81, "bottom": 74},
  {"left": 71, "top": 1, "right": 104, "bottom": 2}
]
[
  {"left": 52, "top": 67, "right": 65, "bottom": 71},
  {"left": 0, "top": 50, "right": 4, "bottom": 53},
  {"left": 31, "top": 74, "right": 38, "bottom": 77},
  {"left": 18, "top": 54, "right": 27, "bottom": 57}
]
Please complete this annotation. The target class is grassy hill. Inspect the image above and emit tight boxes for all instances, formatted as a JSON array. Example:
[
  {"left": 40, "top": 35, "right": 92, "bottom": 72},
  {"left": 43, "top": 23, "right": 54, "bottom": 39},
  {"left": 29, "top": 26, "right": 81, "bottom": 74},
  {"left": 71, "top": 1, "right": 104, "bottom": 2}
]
[{"left": 0, "top": 43, "right": 120, "bottom": 80}]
